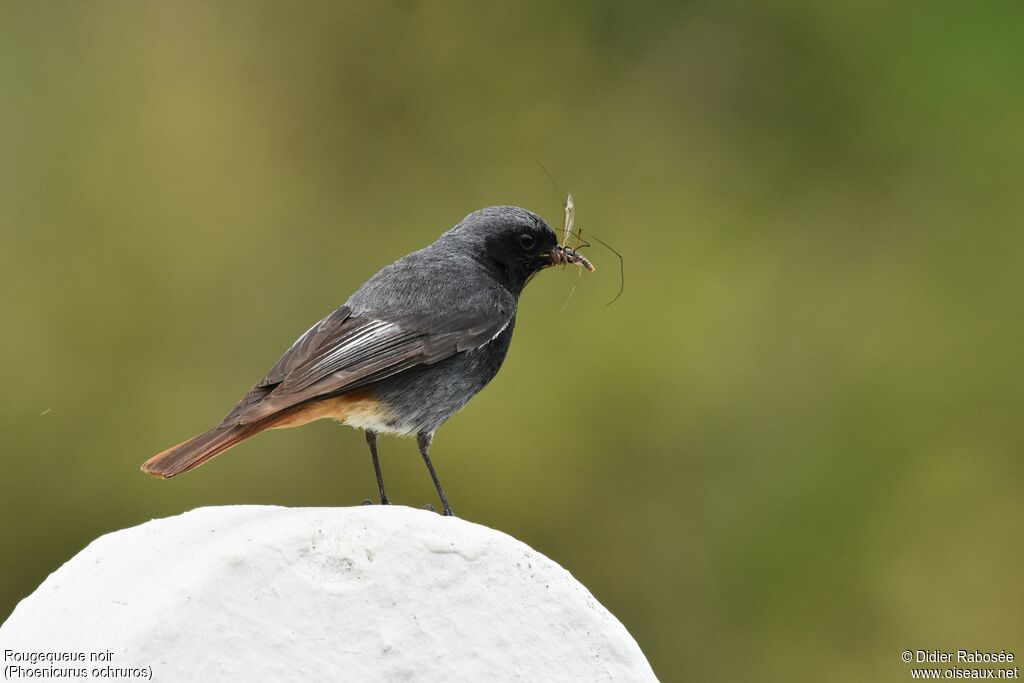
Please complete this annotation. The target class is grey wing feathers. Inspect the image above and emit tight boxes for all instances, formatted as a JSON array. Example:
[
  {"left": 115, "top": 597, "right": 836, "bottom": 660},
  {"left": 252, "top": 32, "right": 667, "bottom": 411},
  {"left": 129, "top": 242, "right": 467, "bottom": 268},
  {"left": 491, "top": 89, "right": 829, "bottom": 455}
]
[
  {"left": 232, "top": 303, "right": 510, "bottom": 425},
  {"left": 258, "top": 305, "right": 355, "bottom": 387}
]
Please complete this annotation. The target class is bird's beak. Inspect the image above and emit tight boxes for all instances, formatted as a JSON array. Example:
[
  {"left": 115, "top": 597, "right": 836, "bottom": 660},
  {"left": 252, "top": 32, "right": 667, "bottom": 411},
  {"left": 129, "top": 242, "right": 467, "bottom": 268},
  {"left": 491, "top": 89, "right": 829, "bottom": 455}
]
[{"left": 546, "top": 245, "right": 596, "bottom": 272}]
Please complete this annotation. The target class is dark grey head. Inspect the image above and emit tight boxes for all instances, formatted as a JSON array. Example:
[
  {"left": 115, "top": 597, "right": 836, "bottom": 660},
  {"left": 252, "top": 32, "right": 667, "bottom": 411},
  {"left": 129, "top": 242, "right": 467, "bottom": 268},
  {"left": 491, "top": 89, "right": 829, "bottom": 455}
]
[{"left": 437, "top": 205, "right": 592, "bottom": 294}]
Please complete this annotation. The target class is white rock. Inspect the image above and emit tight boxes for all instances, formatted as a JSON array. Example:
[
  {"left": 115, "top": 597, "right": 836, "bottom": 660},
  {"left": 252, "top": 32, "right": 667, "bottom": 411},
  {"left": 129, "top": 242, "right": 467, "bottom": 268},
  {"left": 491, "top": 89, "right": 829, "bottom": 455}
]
[{"left": 0, "top": 506, "right": 657, "bottom": 682}]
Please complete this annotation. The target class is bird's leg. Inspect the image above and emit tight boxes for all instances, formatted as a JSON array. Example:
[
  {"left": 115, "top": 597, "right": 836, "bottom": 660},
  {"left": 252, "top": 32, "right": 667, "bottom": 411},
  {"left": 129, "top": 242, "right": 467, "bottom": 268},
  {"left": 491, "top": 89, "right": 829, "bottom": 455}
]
[
  {"left": 417, "top": 432, "right": 452, "bottom": 516},
  {"left": 365, "top": 430, "right": 390, "bottom": 505}
]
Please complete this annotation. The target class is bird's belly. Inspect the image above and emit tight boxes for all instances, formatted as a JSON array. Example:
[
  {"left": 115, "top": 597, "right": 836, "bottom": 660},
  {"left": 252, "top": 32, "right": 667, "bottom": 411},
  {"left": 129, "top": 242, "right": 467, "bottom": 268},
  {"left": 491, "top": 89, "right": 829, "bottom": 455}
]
[
  {"left": 267, "top": 391, "right": 409, "bottom": 435},
  {"left": 369, "top": 326, "right": 514, "bottom": 435},
  {"left": 341, "top": 408, "right": 418, "bottom": 436}
]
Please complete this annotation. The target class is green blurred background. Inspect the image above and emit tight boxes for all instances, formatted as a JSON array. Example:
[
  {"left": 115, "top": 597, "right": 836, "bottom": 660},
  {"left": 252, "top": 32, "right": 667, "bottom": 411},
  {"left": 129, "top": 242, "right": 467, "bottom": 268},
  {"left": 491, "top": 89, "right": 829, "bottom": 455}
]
[{"left": 2, "top": 2, "right": 1022, "bottom": 680}]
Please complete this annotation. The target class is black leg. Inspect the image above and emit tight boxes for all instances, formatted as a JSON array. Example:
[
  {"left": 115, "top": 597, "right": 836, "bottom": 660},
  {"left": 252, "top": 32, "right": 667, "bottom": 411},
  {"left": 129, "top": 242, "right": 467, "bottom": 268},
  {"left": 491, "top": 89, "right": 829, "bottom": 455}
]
[
  {"left": 365, "top": 430, "right": 389, "bottom": 505},
  {"left": 417, "top": 432, "right": 452, "bottom": 516}
]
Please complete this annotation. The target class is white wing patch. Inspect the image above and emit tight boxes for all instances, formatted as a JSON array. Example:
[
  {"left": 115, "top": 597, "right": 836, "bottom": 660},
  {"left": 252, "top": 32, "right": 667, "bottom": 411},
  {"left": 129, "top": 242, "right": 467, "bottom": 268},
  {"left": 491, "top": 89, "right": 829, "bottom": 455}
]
[
  {"left": 305, "top": 319, "right": 402, "bottom": 376},
  {"left": 486, "top": 318, "right": 511, "bottom": 344}
]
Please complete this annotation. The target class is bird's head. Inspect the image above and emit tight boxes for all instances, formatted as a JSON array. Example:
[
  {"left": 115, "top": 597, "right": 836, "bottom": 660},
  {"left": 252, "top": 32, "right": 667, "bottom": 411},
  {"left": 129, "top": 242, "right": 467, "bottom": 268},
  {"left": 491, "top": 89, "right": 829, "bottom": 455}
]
[{"left": 439, "top": 206, "right": 594, "bottom": 294}]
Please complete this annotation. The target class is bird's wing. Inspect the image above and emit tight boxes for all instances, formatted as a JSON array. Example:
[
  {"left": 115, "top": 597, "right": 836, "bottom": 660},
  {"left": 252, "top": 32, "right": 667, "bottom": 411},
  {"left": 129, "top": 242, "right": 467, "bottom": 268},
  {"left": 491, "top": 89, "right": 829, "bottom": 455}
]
[{"left": 230, "top": 303, "right": 511, "bottom": 425}]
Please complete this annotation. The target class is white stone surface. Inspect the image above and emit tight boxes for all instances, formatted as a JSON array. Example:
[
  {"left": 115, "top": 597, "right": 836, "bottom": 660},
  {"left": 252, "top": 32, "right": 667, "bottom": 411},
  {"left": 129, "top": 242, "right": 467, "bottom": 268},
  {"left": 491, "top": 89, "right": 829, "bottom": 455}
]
[{"left": 0, "top": 506, "right": 657, "bottom": 682}]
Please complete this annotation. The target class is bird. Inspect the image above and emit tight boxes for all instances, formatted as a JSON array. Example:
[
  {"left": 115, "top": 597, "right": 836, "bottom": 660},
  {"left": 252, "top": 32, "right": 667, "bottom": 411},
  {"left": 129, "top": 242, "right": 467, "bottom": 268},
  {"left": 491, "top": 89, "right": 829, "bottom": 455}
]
[{"left": 141, "top": 205, "right": 594, "bottom": 515}]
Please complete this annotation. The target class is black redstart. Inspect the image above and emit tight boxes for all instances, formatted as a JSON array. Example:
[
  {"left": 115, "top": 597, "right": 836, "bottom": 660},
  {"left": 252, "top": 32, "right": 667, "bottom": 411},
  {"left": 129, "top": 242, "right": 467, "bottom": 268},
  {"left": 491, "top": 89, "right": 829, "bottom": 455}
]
[{"left": 142, "top": 205, "right": 594, "bottom": 515}]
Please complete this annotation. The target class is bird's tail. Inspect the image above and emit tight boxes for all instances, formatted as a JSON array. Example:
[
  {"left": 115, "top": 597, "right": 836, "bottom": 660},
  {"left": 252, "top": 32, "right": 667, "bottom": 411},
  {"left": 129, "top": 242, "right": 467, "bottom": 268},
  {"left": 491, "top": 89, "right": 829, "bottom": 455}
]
[{"left": 141, "top": 421, "right": 267, "bottom": 478}]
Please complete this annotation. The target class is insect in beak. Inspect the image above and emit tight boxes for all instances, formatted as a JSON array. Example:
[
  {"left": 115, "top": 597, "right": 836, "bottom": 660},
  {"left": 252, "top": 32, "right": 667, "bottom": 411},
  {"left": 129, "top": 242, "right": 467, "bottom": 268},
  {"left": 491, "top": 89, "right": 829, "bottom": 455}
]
[
  {"left": 548, "top": 244, "right": 595, "bottom": 271},
  {"left": 544, "top": 193, "right": 595, "bottom": 271}
]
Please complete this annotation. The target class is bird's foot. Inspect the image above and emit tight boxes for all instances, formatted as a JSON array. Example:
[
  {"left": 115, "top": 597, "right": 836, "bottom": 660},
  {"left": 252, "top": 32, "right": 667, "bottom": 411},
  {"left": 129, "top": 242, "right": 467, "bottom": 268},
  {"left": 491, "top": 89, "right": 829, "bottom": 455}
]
[{"left": 362, "top": 498, "right": 391, "bottom": 506}]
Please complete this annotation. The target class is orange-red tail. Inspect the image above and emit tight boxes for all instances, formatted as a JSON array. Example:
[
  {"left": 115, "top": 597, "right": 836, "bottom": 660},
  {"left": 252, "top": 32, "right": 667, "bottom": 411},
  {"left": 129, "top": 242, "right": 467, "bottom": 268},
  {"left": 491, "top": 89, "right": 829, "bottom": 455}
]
[{"left": 141, "top": 422, "right": 266, "bottom": 478}]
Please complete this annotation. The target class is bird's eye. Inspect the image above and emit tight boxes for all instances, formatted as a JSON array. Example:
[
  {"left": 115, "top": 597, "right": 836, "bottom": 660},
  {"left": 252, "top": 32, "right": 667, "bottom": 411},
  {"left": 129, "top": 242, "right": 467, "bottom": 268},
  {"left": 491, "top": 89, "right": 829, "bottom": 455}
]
[{"left": 518, "top": 233, "right": 536, "bottom": 250}]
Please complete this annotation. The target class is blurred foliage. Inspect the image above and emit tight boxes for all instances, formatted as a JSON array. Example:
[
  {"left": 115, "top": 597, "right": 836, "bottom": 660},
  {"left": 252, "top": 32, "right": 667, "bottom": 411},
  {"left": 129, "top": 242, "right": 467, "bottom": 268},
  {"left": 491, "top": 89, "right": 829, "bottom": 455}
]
[{"left": 2, "top": 1, "right": 1023, "bottom": 680}]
